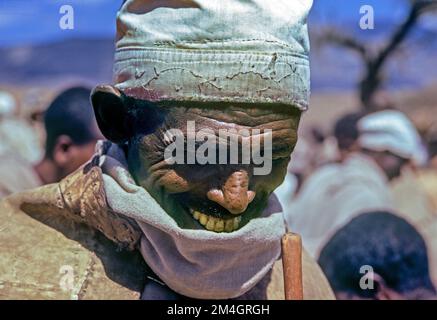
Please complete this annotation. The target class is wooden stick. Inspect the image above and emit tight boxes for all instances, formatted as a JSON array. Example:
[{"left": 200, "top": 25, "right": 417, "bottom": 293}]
[{"left": 281, "top": 232, "right": 303, "bottom": 300}]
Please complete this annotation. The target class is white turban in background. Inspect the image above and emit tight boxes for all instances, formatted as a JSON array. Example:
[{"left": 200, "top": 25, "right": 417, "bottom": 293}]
[
  {"left": 0, "top": 91, "right": 16, "bottom": 116},
  {"left": 114, "top": 0, "right": 312, "bottom": 110},
  {"left": 358, "top": 110, "right": 428, "bottom": 166}
]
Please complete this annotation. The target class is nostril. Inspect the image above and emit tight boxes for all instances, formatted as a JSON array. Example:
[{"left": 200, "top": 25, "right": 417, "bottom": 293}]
[
  {"left": 207, "top": 189, "right": 224, "bottom": 204},
  {"left": 207, "top": 188, "right": 256, "bottom": 215},
  {"left": 247, "top": 190, "right": 256, "bottom": 203}
]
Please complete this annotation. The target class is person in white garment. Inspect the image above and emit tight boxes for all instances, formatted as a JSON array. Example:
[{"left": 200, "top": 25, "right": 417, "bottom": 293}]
[{"left": 285, "top": 110, "right": 424, "bottom": 258}]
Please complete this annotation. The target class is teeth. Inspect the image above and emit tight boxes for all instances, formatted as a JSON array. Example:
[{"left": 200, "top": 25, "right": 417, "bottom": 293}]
[
  {"left": 206, "top": 217, "right": 216, "bottom": 231},
  {"left": 215, "top": 220, "right": 224, "bottom": 232},
  {"left": 234, "top": 216, "right": 241, "bottom": 230},
  {"left": 190, "top": 209, "right": 241, "bottom": 233},
  {"left": 199, "top": 214, "right": 208, "bottom": 226},
  {"left": 225, "top": 219, "right": 234, "bottom": 232},
  {"left": 193, "top": 211, "right": 201, "bottom": 220}
]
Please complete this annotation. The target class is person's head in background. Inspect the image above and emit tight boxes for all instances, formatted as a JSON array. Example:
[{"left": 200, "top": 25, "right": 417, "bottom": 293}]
[
  {"left": 34, "top": 87, "right": 103, "bottom": 184},
  {"left": 357, "top": 110, "right": 427, "bottom": 181},
  {"left": 333, "top": 112, "right": 365, "bottom": 162},
  {"left": 318, "top": 211, "right": 436, "bottom": 300}
]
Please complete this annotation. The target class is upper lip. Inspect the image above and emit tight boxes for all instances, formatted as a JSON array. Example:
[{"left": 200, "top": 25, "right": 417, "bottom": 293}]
[
  {"left": 171, "top": 193, "right": 246, "bottom": 219},
  {"left": 186, "top": 200, "right": 244, "bottom": 220}
]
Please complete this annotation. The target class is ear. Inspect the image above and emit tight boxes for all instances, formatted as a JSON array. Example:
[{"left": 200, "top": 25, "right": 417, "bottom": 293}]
[
  {"left": 53, "top": 135, "right": 74, "bottom": 166},
  {"left": 91, "top": 85, "right": 135, "bottom": 143},
  {"left": 372, "top": 272, "right": 403, "bottom": 300}
]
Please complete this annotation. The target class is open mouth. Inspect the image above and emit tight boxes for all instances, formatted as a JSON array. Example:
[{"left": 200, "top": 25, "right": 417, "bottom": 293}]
[{"left": 189, "top": 208, "right": 242, "bottom": 232}]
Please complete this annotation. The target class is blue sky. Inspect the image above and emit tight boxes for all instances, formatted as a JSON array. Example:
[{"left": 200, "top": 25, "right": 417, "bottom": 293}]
[
  {"left": 0, "top": 0, "right": 423, "bottom": 47},
  {"left": 0, "top": 0, "right": 122, "bottom": 46},
  {"left": 311, "top": 0, "right": 406, "bottom": 21}
]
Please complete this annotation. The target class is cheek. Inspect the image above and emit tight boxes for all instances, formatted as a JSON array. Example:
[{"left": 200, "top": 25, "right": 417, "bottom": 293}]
[
  {"left": 74, "top": 143, "right": 96, "bottom": 165},
  {"left": 128, "top": 136, "right": 192, "bottom": 193},
  {"left": 252, "top": 159, "right": 290, "bottom": 194},
  {"left": 71, "top": 143, "right": 96, "bottom": 164},
  {"left": 83, "top": 142, "right": 98, "bottom": 159}
]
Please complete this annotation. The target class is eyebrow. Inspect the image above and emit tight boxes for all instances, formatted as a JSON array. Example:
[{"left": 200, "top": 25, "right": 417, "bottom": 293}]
[{"left": 180, "top": 130, "right": 293, "bottom": 161}]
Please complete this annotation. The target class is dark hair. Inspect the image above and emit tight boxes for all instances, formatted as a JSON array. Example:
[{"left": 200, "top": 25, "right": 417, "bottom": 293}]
[
  {"left": 333, "top": 112, "right": 364, "bottom": 151},
  {"left": 318, "top": 211, "right": 436, "bottom": 299},
  {"left": 44, "top": 87, "right": 98, "bottom": 157}
]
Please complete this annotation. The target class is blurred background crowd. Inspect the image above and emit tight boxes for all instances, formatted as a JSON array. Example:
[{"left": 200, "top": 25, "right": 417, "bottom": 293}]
[{"left": 1, "top": 0, "right": 437, "bottom": 299}]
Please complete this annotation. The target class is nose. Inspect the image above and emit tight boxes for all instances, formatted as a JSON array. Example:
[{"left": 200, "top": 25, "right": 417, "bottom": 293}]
[{"left": 207, "top": 170, "right": 256, "bottom": 215}]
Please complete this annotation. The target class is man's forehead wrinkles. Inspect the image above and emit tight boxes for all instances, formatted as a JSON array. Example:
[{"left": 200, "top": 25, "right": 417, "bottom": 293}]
[
  {"left": 177, "top": 131, "right": 290, "bottom": 152},
  {"left": 170, "top": 106, "right": 297, "bottom": 124},
  {"left": 170, "top": 117, "right": 295, "bottom": 132}
]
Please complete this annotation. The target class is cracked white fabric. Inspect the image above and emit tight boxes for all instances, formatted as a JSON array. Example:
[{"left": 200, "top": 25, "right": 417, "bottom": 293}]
[
  {"left": 114, "top": 0, "right": 312, "bottom": 110},
  {"left": 97, "top": 141, "right": 286, "bottom": 299}
]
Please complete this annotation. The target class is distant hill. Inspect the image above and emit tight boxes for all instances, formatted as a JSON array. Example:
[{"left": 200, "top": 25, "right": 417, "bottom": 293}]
[{"left": 0, "top": 38, "right": 115, "bottom": 86}]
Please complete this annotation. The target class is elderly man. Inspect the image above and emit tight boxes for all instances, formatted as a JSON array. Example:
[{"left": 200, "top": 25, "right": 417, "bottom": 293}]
[{"left": 0, "top": 0, "right": 334, "bottom": 299}]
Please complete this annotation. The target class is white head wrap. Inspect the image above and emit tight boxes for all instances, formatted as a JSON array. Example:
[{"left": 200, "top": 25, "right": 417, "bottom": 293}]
[
  {"left": 358, "top": 110, "right": 427, "bottom": 165},
  {"left": 114, "top": 0, "right": 313, "bottom": 110},
  {"left": 0, "top": 91, "right": 16, "bottom": 116}
]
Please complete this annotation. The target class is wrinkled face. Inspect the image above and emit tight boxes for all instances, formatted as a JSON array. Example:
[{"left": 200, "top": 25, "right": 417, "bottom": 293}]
[
  {"left": 126, "top": 104, "right": 300, "bottom": 232},
  {"left": 91, "top": 86, "right": 300, "bottom": 233}
]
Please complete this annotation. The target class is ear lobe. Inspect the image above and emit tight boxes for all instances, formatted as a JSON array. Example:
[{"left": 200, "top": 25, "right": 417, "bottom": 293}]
[
  {"left": 51, "top": 135, "right": 74, "bottom": 169},
  {"left": 91, "top": 85, "right": 134, "bottom": 144},
  {"left": 372, "top": 272, "right": 403, "bottom": 300}
]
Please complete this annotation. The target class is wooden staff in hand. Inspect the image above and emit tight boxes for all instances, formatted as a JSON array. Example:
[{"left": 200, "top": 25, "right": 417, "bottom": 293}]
[{"left": 282, "top": 232, "right": 304, "bottom": 300}]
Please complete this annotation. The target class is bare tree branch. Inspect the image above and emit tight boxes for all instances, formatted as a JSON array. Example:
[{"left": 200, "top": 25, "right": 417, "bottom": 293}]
[
  {"left": 317, "top": 0, "right": 437, "bottom": 110},
  {"left": 318, "top": 29, "right": 368, "bottom": 59},
  {"left": 374, "top": 0, "right": 437, "bottom": 75}
]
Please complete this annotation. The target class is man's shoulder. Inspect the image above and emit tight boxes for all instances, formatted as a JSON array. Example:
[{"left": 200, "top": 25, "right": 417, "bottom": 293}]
[
  {"left": 319, "top": 155, "right": 389, "bottom": 198},
  {"left": 342, "top": 154, "right": 386, "bottom": 182},
  {"left": 295, "top": 163, "right": 341, "bottom": 199},
  {"left": 0, "top": 164, "right": 146, "bottom": 300},
  {"left": 1, "top": 161, "right": 106, "bottom": 223},
  {"left": 309, "top": 163, "right": 342, "bottom": 181}
]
